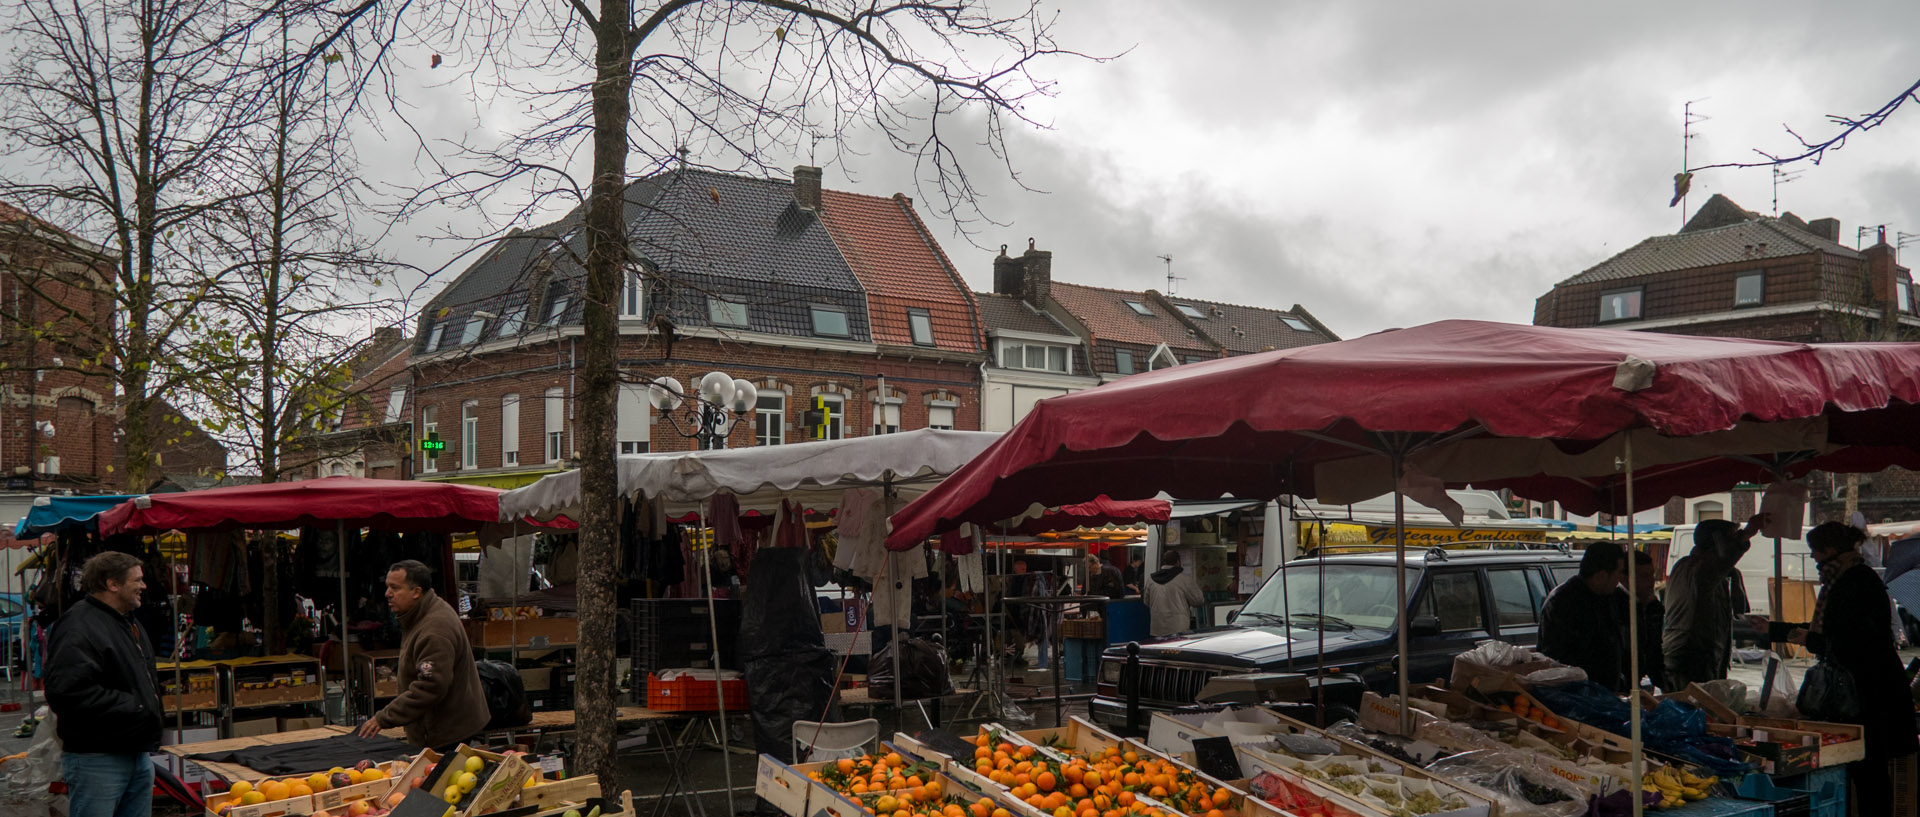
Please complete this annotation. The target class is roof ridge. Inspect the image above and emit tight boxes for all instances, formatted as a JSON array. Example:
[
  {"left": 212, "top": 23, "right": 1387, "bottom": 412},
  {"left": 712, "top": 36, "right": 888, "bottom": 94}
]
[{"left": 1052, "top": 280, "right": 1151, "bottom": 298}]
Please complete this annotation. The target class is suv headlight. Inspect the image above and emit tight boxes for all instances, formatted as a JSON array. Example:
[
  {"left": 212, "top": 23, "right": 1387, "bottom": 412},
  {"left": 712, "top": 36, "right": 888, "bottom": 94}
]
[{"left": 1098, "top": 660, "right": 1122, "bottom": 684}]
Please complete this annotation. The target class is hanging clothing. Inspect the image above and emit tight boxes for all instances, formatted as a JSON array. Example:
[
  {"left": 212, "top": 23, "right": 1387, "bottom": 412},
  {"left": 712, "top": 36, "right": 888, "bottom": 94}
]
[
  {"left": 955, "top": 550, "right": 985, "bottom": 594},
  {"left": 833, "top": 488, "right": 889, "bottom": 579},
  {"left": 870, "top": 546, "right": 929, "bottom": 629}
]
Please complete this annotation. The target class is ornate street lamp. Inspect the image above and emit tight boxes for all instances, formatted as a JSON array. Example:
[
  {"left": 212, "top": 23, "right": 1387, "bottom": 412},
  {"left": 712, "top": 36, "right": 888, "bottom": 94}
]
[{"left": 647, "top": 371, "right": 758, "bottom": 449}]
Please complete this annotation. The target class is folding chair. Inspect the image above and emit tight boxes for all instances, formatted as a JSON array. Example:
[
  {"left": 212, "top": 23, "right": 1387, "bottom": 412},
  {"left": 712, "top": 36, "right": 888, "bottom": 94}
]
[{"left": 792, "top": 718, "right": 879, "bottom": 763}]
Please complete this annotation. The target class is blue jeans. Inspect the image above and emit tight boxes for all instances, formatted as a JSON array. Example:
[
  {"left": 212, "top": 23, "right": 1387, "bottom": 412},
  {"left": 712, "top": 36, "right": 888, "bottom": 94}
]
[{"left": 61, "top": 752, "right": 152, "bottom": 817}]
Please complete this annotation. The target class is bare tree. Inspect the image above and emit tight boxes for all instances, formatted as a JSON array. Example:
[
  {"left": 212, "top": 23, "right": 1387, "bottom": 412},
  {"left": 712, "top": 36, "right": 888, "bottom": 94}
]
[
  {"left": 1688, "top": 76, "right": 1920, "bottom": 173},
  {"left": 354, "top": 0, "right": 1091, "bottom": 791},
  {"left": 0, "top": 0, "right": 271, "bottom": 491}
]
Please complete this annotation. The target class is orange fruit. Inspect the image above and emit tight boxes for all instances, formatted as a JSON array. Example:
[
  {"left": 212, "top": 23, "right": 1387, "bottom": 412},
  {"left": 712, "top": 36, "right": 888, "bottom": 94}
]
[
  {"left": 886, "top": 754, "right": 904, "bottom": 767},
  {"left": 1037, "top": 772, "right": 1057, "bottom": 792},
  {"left": 1210, "top": 790, "right": 1231, "bottom": 807},
  {"left": 1068, "top": 784, "right": 1088, "bottom": 799},
  {"left": 1083, "top": 772, "right": 1103, "bottom": 788},
  {"left": 1121, "top": 752, "right": 1138, "bottom": 765},
  {"left": 260, "top": 781, "right": 290, "bottom": 802},
  {"left": 289, "top": 783, "right": 314, "bottom": 798},
  {"left": 975, "top": 747, "right": 992, "bottom": 760}
]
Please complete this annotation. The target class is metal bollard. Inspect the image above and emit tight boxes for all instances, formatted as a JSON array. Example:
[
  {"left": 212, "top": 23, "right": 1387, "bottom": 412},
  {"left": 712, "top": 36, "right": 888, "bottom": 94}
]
[{"left": 1124, "top": 641, "right": 1141, "bottom": 737}]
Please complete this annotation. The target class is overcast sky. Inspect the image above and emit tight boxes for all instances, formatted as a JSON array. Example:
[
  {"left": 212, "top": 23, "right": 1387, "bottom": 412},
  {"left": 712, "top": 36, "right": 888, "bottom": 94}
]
[{"left": 364, "top": 0, "right": 1920, "bottom": 341}]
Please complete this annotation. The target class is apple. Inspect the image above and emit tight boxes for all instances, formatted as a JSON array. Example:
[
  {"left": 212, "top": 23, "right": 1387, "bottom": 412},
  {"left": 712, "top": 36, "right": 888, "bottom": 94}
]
[
  {"left": 349, "top": 801, "right": 372, "bottom": 816},
  {"left": 412, "top": 776, "right": 427, "bottom": 790}
]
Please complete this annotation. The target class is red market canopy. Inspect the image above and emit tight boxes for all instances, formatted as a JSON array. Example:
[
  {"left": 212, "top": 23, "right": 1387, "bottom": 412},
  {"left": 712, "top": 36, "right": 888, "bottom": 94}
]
[
  {"left": 888, "top": 320, "right": 1920, "bottom": 547},
  {"left": 1013, "top": 495, "right": 1170, "bottom": 535},
  {"left": 97, "top": 476, "right": 544, "bottom": 536}
]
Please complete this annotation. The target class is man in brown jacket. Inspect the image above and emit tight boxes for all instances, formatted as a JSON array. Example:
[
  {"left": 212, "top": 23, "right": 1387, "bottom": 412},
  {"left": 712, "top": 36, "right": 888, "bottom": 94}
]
[{"left": 357, "top": 560, "right": 489, "bottom": 749}]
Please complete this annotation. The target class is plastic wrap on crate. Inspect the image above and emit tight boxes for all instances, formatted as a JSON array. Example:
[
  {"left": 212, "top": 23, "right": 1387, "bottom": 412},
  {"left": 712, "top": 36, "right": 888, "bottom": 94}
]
[{"left": 1423, "top": 749, "right": 1590, "bottom": 817}]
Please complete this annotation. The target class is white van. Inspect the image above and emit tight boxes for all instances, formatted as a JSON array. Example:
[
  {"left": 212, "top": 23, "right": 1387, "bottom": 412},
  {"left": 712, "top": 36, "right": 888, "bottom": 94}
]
[{"left": 1666, "top": 524, "right": 1817, "bottom": 617}]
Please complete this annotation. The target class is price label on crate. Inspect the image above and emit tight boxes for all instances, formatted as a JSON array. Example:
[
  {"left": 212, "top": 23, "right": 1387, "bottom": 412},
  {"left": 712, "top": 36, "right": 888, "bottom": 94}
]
[{"left": 540, "top": 756, "right": 564, "bottom": 774}]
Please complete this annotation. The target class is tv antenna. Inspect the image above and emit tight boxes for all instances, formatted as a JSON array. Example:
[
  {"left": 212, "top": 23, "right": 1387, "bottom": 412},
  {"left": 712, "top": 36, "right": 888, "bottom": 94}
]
[
  {"left": 1681, "top": 98, "right": 1710, "bottom": 225},
  {"left": 1157, "top": 254, "right": 1182, "bottom": 296},
  {"left": 1771, "top": 166, "right": 1803, "bottom": 217},
  {"left": 1858, "top": 225, "right": 1888, "bottom": 250},
  {"left": 1899, "top": 231, "right": 1918, "bottom": 252}
]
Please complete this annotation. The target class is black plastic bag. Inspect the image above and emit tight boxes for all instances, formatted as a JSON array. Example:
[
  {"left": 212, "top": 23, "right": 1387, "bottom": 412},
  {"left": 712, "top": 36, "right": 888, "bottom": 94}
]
[
  {"left": 869, "top": 636, "right": 953, "bottom": 700},
  {"left": 1796, "top": 657, "right": 1860, "bottom": 721},
  {"left": 475, "top": 659, "right": 532, "bottom": 728},
  {"left": 739, "top": 547, "right": 838, "bottom": 817}
]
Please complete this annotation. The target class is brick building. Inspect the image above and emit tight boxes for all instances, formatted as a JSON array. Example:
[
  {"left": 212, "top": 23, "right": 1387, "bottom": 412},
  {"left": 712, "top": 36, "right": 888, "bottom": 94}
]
[
  {"left": 382, "top": 166, "right": 983, "bottom": 487},
  {"left": 976, "top": 240, "right": 1340, "bottom": 431},
  {"left": 1534, "top": 194, "right": 1920, "bottom": 522},
  {"left": 292, "top": 326, "right": 416, "bottom": 480},
  {"left": 0, "top": 200, "right": 118, "bottom": 494}
]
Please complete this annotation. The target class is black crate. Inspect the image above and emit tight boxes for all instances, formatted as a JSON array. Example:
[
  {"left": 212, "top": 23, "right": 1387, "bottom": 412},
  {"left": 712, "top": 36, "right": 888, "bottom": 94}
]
[{"left": 630, "top": 599, "right": 741, "bottom": 687}]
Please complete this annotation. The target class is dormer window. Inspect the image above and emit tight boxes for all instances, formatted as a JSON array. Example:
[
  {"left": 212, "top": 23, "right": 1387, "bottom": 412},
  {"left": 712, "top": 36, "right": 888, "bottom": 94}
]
[
  {"left": 1175, "top": 304, "right": 1206, "bottom": 319},
  {"left": 710, "top": 298, "right": 749, "bottom": 328},
  {"left": 460, "top": 314, "right": 489, "bottom": 344},
  {"left": 907, "top": 309, "right": 935, "bottom": 346},
  {"left": 1000, "top": 340, "right": 1069, "bottom": 373},
  {"left": 1734, "top": 272, "right": 1764, "bottom": 307},
  {"left": 545, "top": 295, "right": 571, "bottom": 325},
  {"left": 619, "top": 271, "right": 644, "bottom": 319},
  {"left": 494, "top": 308, "right": 525, "bottom": 338},
  {"left": 1599, "top": 288, "right": 1643, "bottom": 322},
  {"left": 424, "top": 322, "right": 445, "bottom": 352},
  {"left": 810, "top": 305, "right": 850, "bottom": 337}
]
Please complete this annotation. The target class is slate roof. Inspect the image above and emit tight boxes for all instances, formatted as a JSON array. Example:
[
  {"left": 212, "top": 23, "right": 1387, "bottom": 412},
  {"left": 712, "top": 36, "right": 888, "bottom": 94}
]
[
  {"left": 1156, "top": 295, "right": 1338, "bottom": 353},
  {"left": 817, "top": 189, "right": 981, "bottom": 352},
  {"left": 1048, "top": 282, "right": 1215, "bottom": 353},
  {"left": 1560, "top": 197, "right": 1863, "bottom": 288},
  {"left": 420, "top": 168, "right": 871, "bottom": 353},
  {"left": 976, "top": 292, "right": 1076, "bottom": 337}
]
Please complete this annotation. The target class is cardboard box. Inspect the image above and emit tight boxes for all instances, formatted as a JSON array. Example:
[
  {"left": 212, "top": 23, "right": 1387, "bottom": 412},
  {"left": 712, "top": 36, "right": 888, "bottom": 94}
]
[
  {"left": 519, "top": 667, "right": 552, "bottom": 692},
  {"left": 232, "top": 718, "right": 280, "bottom": 738},
  {"left": 821, "top": 613, "right": 846, "bottom": 635},
  {"left": 166, "top": 727, "right": 220, "bottom": 746},
  {"left": 278, "top": 717, "right": 325, "bottom": 732},
  {"left": 463, "top": 617, "right": 578, "bottom": 648}
]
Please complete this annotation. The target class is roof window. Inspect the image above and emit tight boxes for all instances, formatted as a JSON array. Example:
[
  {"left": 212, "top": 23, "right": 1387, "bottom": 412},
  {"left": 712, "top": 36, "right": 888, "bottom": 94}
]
[
  {"left": 907, "top": 309, "right": 934, "bottom": 346},
  {"left": 810, "top": 305, "right": 850, "bottom": 337},
  {"left": 1123, "top": 300, "right": 1153, "bottom": 316},
  {"left": 1280, "top": 316, "right": 1312, "bottom": 332},
  {"left": 1175, "top": 304, "right": 1206, "bottom": 319}
]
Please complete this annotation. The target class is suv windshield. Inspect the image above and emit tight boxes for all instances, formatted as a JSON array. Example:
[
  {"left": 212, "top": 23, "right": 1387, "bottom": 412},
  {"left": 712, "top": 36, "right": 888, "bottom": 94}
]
[{"left": 1238, "top": 563, "right": 1418, "bottom": 631}]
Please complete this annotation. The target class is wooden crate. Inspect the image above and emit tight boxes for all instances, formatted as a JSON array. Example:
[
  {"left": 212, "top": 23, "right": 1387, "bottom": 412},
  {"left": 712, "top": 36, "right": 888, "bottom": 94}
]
[
  {"left": 754, "top": 756, "right": 815, "bottom": 817},
  {"left": 517, "top": 776, "right": 602, "bottom": 810}
]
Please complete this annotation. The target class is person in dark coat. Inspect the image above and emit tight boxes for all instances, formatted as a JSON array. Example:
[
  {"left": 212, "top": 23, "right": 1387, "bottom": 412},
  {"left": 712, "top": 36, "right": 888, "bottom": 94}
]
[
  {"left": 1663, "top": 514, "right": 1766, "bottom": 689},
  {"left": 1614, "top": 550, "right": 1668, "bottom": 691},
  {"left": 46, "top": 552, "right": 164, "bottom": 817},
  {"left": 1768, "top": 522, "right": 1919, "bottom": 816},
  {"left": 1539, "top": 541, "right": 1630, "bottom": 691},
  {"left": 1083, "top": 555, "right": 1127, "bottom": 599}
]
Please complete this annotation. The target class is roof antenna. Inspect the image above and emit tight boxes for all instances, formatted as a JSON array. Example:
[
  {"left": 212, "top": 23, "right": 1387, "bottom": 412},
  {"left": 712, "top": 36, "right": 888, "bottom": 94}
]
[
  {"left": 809, "top": 133, "right": 824, "bottom": 165},
  {"left": 676, "top": 145, "right": 689, "bottom": 170},
  {"left": 1680, "top": 98, "right": 1710, "bottom": 226},
  {"left": 1157, "top": 254, "right": 1181, "bottom": 296},
  {"left": 1771, "top": 166, "right": 1802, "bottom": 217}
]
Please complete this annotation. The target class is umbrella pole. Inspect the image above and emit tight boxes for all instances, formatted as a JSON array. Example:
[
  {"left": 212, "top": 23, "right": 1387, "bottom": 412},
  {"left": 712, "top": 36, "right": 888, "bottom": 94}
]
[
  {"left": 700, "top": 503, "right": 737, "bottom": 817},
  {"left": 1625, "top": 437, "right": 1643, "bottom": 817},
  {"left": 338, "top": 520, "right": 351, "bottom": 724},
  {"left": 1391, "top": 449, "right": 1410, "bottom": 736}
]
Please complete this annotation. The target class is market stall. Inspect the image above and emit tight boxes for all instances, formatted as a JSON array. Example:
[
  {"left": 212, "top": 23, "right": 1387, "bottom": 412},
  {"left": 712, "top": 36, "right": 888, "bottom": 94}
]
[
  {"left": 97, "top": 477, "right": 564, "bottom": 737},
  {"left": 887, "top": 319, "right": 1920, "bottom": 813}
]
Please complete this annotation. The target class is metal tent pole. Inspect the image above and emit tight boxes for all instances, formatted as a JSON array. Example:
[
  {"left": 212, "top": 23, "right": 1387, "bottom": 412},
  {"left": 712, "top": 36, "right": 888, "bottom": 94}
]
[
  {"left": 1625, "top": 437, "right": 1643, "bottom": 817},
  {"left": 1390, "top": 448, "right": 1411, "bottom": 736},
  {"left": 699, "top": 501, "right": 737, "bottom": 817},
  {"left": 338, "top": 520, "right": 351, "bottom": 722}
]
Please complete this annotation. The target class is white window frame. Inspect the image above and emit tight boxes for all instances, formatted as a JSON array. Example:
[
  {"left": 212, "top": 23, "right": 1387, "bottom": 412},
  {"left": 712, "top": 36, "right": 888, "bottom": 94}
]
[
  {"left": 1000, "top": 340, "right": 1071, "bottom": 373},
  {"left": 501, "top": 394, "right": 520, "bottom": 466},
  {"left": 907, "top": 309, "right": 934, "bottom": 346},
  {"left": 544, "top": 387, "right": 565, "bottom": 464},
  {"left": 424, "top": 322, "right": 444, "bottom": 352},
  {"left": 1113, "top": 349, "right": 1135, "bottom": 375},
  {"left": 709, "top": 298, "right": 749, "bottom": 328},
  {"left": 461, "top": 400, "right": 479, "bottom": 469},
  {"left": 1899, "top": 280, "right": 1913, "bottom": 314},
  {"left": 620, "top": 271, "right": 645, "bottom": 319},
  {"left": 546, "top": 296, "right": 571, "bottom": 325},
  {"left": 819, "top": 394, "right": 845, "bottom": 440},
  {"left": 383, "top": 388, "right": 407, "bottom": 424},
  {"left": 460, "top": 317, "right": 485, "bottom": 345},
  {"left": 495, "top": 308, "right": 525, "bottom": 338},
  {"left": 1280, "top": 315, "right": 1312, "bottom": 332},
  {"left": 421, "top": 405, "right": 438, "bottom": 473},
  {"left": 1599, "top": 287, "right": 1643, "bottom": 322},
  {"left": 1147, "top": 343, "right": 1178, "bottom": 371},
  {"left": 617, "top": 382, "right": 650, "bottom": 455},
  {"left": 755, "top": 393, "right": 786, "bottom": 446},
  {"left": 928, "top": 404, "right": 955, "bottom": 430},
  {"left": 872, "top": 400, "right": 901, "bottom": 436},
  {"left": 1734, "top": 272, "right": 1765, "bottom": 307},
  {"left": 810, "top": 305, "right": 850, "bottom": 337}
]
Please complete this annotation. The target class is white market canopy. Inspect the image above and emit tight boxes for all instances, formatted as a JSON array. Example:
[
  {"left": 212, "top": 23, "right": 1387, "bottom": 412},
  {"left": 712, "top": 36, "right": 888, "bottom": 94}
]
[{"left": 498, "top": 429, "right": 1002, "bottom": 521}]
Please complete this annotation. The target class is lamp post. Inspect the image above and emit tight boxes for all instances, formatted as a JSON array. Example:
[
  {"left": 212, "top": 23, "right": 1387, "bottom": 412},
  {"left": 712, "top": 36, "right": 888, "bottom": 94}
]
[{"left": 646, "top": 371, "right": 759, "bottom": 449}]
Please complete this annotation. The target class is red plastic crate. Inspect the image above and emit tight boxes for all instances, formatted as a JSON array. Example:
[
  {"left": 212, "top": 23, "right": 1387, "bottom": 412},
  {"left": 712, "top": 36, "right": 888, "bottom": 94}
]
[{"left": 646, "top": 671, "right": 748, "bottom": 712}]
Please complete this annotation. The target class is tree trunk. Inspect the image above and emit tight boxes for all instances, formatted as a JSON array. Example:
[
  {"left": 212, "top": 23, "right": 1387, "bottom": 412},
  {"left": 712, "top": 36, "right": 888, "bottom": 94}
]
[{"left": 573, "top": 0, "right": 634, "bottom": 796}]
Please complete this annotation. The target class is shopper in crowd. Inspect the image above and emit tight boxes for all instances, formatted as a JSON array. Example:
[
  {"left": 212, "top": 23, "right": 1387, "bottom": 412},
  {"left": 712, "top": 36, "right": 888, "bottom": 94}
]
[
  {"left": 1143, "top": 550, "right": 1204, "bottom": 637},
  {"left": 358, "top": 560, "right": 489, "bottom": 750},
  {"left": 1083, "top": 554, "right": 1127, "bottom": 599},
  {"left": 46, "top": 551, "right": 163, "bottom": 817},
  {"left": 1663, "top": 513, "right": 1767, "bottom": 689},
  {"left": 1538, "top": 541, "right": 1628, "bottom": 691},
  {"left": 1767, "top": 522, "right": 1919, "bottom": 815},
  {"left": 1123, "top": 552, "right": 1146, "bottom": 594},
  {"left": 1614, "top": 549, "right": 1668, "bottom": 691}
]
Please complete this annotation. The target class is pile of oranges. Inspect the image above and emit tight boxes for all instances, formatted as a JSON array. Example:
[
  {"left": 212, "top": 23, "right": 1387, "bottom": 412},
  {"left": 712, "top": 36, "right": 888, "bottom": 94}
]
[
  {"left": 221, "top": 766, "right": 391, "bottom": 807},
  {"left": 806, "top": 752, "right": 993, "bottom": 817},
  {"left": 962, "top": 730, "right": 1238, "bottom": 817},
  {"left": 1501, "top": 695, "right": 1563, "bottom": 730}
]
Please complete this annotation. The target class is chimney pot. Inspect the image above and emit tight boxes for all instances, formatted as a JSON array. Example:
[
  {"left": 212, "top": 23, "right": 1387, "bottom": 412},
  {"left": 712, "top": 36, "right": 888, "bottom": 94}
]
[
  {"left": 1020, "top": 241, "right": 1053, "bottom": 306},
  {"left": 793, "top": 166, "right": 822, "bottom": 212}
]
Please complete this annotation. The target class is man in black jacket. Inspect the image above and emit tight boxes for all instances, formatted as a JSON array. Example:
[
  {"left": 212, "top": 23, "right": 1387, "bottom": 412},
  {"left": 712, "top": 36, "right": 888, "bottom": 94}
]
[
  {"left": 1615, "top": 550, "right": 1668, "bottom": 691},
  {"left": 47, "top": 551, "right": 163, "bottom": 817},
  {"left": 1538, "top": 541, "right": 1630, "bottom": 691}
]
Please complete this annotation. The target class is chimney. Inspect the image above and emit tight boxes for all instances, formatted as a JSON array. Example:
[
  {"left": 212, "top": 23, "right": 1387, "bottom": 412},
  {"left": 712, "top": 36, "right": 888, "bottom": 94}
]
[
  {"left": 1020, "top": 238, "right": 1052, "bottom": 306},
  {"left": 993, "top": 244, "right": 1024, "bottom": 299},
  {"left": 793, "top": 166, "right": 822, "bottom": 212},
  {"left": 1808, "top": 217, "right": 1841, "bottom": 243},
  {"left": 1866, "top": 238, "right": 1898, "bottom": 305},
  {"left": 371, "top": 326, "right": 403, "bottom": 347}
]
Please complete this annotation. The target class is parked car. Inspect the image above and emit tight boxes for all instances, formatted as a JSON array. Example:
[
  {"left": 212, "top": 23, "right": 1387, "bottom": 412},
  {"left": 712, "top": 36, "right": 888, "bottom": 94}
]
[
  {"left": 1088, "top": 546, "right": 1580, "bottom": 729},
  {"left": 0, "top": 592, "right": 26, "bottom": 661}
]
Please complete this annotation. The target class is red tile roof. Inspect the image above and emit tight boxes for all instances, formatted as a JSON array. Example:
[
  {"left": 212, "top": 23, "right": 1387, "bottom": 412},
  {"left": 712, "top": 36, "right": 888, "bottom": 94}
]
[
  {"left": 818, "top": 190, "right": 982, "bottom": 352},
  {"left": 1049, "top": 282, "right": 1215, "bottom": 354}
]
